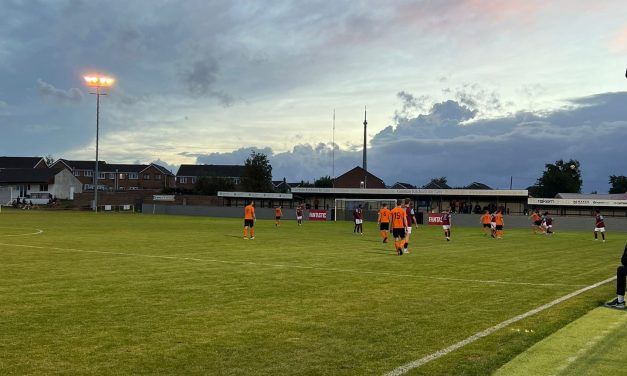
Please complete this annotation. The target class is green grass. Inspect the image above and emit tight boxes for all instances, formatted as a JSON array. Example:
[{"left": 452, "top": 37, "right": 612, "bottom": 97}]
[
  {"left": 0, "top": 209, "right": 626, "bottom": 375},
  {"left": 493, "top": 307, "right": 627, "bottom": 376}
]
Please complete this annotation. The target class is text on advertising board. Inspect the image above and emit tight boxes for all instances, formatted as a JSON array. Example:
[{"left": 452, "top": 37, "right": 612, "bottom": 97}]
[
  {"left": 308, "top": 210, "right": 327, "bottom": 221},
  {"left": 427, "top": 213, "right": 443, "bottom": 225}
]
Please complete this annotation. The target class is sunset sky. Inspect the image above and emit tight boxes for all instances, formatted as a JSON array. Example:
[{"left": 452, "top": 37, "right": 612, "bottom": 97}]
[{"left": 1, "top": 0, "right": 625, "bottom": 192}]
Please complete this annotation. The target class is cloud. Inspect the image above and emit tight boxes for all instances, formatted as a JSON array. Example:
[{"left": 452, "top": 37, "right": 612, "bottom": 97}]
[
  {"left": 36, "top": 79, "right": 84, "bottom": 104},
  {"left": 609, "top": 25, "right": 627, "bottom": 53},
  {"left": 0, "top": 99, "right": 9, "bottom": 116},
  {"left": 182, "top": 58, "right": 234, "bottom": 105},
  {"left": 192, "top": 91, "right": 627, "bottom": 193}
]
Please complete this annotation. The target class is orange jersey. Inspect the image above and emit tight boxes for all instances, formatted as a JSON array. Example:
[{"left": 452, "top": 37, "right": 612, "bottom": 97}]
[
  {"left": 244, "top": 205, "right": 255, "bottom": 220},
  {"left": 531, "top": 213, "right": 541, "bottom": 222},
  {"left": 495, "top": 213, "right": 504, "bottom": 226},
  {"left": 481, "top": 214, "right": 491, "bottom": 224},
  {"left": 390, "top": 207, "right": 407, "bottom": 229},
  {"left": 275, "top": 207, "right": 282, "bottom": 216},
  {"left": 378, "top": 208, "right": 391, "bottom": 223}
]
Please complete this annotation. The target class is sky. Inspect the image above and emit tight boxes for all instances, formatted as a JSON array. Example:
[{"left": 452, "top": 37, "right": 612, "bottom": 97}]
[{"left": 0, "top": 0, "right": 625, "bottom": 193}]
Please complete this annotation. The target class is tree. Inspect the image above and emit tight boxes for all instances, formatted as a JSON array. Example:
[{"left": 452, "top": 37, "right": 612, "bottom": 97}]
[
  {"left": 240, "top": 151, "right": 273, "bottom": 192},
  {"left": 423, "top": 177, "right": 451, "bottom": 189},
  {"left": 530, "top": 159, "right": 582, "bottom": 198},
  {"left": 609, "top": 175, "right": 627, "bottom": 194},
  {"left": 44, "top": 154, "right": 55, "bottom": 166},
  {"left": 314, "top": 175, "right": 333, "bottom": 188},
  {"left": 194, "top": 176, "right": 235, "bottom": 195}
]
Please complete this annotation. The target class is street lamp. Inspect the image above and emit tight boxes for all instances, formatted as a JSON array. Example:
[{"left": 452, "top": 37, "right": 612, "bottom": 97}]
[{"left": 84, "top": 74, "right": 115, "bottom": 212}]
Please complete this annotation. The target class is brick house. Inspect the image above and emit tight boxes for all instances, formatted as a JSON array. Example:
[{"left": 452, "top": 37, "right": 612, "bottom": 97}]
[
  {"left": 176, "top": 164, "right": 244, "bottom": 191},
  {"left": 333, "top": 166, "right": 386, "bottom": 189},
  {"left": 51, "top": 159, "right": 175, "bottom": 191}
]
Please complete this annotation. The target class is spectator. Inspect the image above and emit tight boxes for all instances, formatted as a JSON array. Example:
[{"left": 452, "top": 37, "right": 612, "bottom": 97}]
[{"left": 605, "top": 244, "right": 627, "bottom": 309}]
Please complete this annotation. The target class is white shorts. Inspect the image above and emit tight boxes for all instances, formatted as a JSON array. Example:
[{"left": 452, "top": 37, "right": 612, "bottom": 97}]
[
  {"left": 442, "top": 225, "right": 451, "bottom": 230},
  {"left": 296, "top": 216, "right": 303, "bottom": 220},
  {"left": 355, "top": 219, "right": 363, "bottom": 225},
  {"left": 406, "top": 226, "right": 412, "bottom": 235},
  {"left": 490, "top": 223, "right": 496, "bottom": 229},
  {"left": 594, "top": 227, "right": 606, "bottom": 232}
]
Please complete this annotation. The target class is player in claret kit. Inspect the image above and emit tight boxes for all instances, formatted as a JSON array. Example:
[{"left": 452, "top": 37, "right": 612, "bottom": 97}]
[
  {"left": 542, "top": 212, "right": 554, "bottom": 235},
  {"left": 296, "top": 204, "right": 304, "bottom": 226},
  {"left": 403, "top": 199, "right": 417, "bottom": 254},
  {"left": 353, "top": 204, "right": 363, "bottom": 234},
  {"left": 441, "top": 208, "right": 452, "bottom": 241},
  {"left": 594, "top": 209, "right": 606, "bottom": 242}
]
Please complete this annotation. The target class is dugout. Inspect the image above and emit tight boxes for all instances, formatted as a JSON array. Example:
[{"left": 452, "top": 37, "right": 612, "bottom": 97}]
[
  {"left": 217, "top": 191, "right": 295, "bottom": 209},
  {"left": 290, "top": 187, "right": 529, "bottom": 221}
]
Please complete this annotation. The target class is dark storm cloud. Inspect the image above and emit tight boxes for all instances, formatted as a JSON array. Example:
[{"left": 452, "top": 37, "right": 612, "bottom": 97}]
[
  {"left": 182, "top": 58, "right": 234, "bottom": 106},
  {"left": 195, "top": 91, "right": 627, "bottom": 193},
  {"left": 36, "top": 79, "right": 84, "bottom": 104}
]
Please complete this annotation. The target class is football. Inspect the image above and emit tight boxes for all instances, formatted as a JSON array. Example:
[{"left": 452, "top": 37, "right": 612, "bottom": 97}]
[{"left": 570, "top": 164, "right": 576, "bottom": 170}]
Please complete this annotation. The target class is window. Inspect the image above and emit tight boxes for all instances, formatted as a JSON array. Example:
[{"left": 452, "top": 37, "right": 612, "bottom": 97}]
[
  {"left": 109, "top": 173, "right": 116, "bottom": 180},
  {"left": 180, "top": 177, "right": 187, "bottom": 184},
  {"left": 191, "top": 177, "right": 197, "bottom": 184},
  {"left": 156, "top": 175, "right": 162, "bottom": 180},
  {"left": 129, "top": 186, "right": 139, "bottom": 190},
  {"left": 119, "top": 174, "right": 126, "bottom": 180},
  {"left": 143, "top": 174, "right": 150, "bottom": 180},
  {"left": 99, "top": 172, "right": 106, "bottom": 179},
  {"left": 85, "top": 170, "right": 93, "bottom": 177},
  {"left": 129, "top": 173, "right": 139, "bottom": 180},
  {"left": 74, "top": 170, "right": 81, "bottom": 177},
  {"left": 39, "top": 184, "right": 48, "bottom": 191}
]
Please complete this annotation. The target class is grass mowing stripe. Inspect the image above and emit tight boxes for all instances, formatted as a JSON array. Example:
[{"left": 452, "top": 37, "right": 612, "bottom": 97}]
[
  {"left": 493, "top": 308, "right": 627, "bottom": 376},
  {"left": 382, "top": 276, "right": 616, "bottom": 376},
  {"left": 0, "top": 241, "right": 585, "bottom": 288}
]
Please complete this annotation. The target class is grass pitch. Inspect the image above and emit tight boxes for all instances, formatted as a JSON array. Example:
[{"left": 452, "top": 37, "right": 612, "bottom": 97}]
[{"left": 1, "top": 209, "right": 625, "bottom": 375}]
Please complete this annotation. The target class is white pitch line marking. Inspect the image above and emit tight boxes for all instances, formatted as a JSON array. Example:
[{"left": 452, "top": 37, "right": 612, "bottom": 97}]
[
  {"left": 0, "top": 242, "right": 586, "bottom": 288},
  {"left": 382, "top": 276, "right": 616, "bottom": 376},
  {"left": 0, "top": 229, "right": 44, "bottom": 237}
]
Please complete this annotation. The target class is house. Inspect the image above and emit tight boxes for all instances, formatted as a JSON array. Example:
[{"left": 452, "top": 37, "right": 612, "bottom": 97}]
[
  {"left": 333, "top": 166, "right": 386, "bottom": 189},
  {"left": 464, "top": 182, "right": 492, "bottom": 190},
  {"left": 0, "top": 156, "right": 48, "bottom": 170},
  {"left": 50, "top": 159, "right": 175, "bottom": 191},
  {"left": 272, "top": 180, "right": 302, "bottom": 193},
  {"left": 0, "top": 168, "right": 83, "bottom": 204},
  {"left": 390, "top": 182, "right": 417, "bottom": 189},
  {"left": 422, "top": 180, "right": 452, "bottom": 189},
  {"left": 176, "top": 164, "right": 244, "bottom": 191},
  {"left": 106, "top": 163, "right": 175, "bottom": 191}
]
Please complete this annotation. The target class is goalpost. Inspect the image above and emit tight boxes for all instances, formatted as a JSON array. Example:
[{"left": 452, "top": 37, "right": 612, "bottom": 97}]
[{"left": 333, "top": 198, "right": 397, "bottom": 222}]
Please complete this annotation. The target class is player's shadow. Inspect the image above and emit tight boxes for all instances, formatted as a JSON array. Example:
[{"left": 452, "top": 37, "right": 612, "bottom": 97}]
[{"left": 363, "top": 250, "right": 398, "bottom": 256}]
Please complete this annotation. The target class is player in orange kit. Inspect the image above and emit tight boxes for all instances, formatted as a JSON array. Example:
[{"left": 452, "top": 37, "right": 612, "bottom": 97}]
[
  {"left": 275, "top": 205, "right": 282, "bottom": 226},
  {"left": 244, "top": 201, "right": 256, "bottom": 239},
  {"left": 377, "top": 203, "right": 391, "bottom": 243}
]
